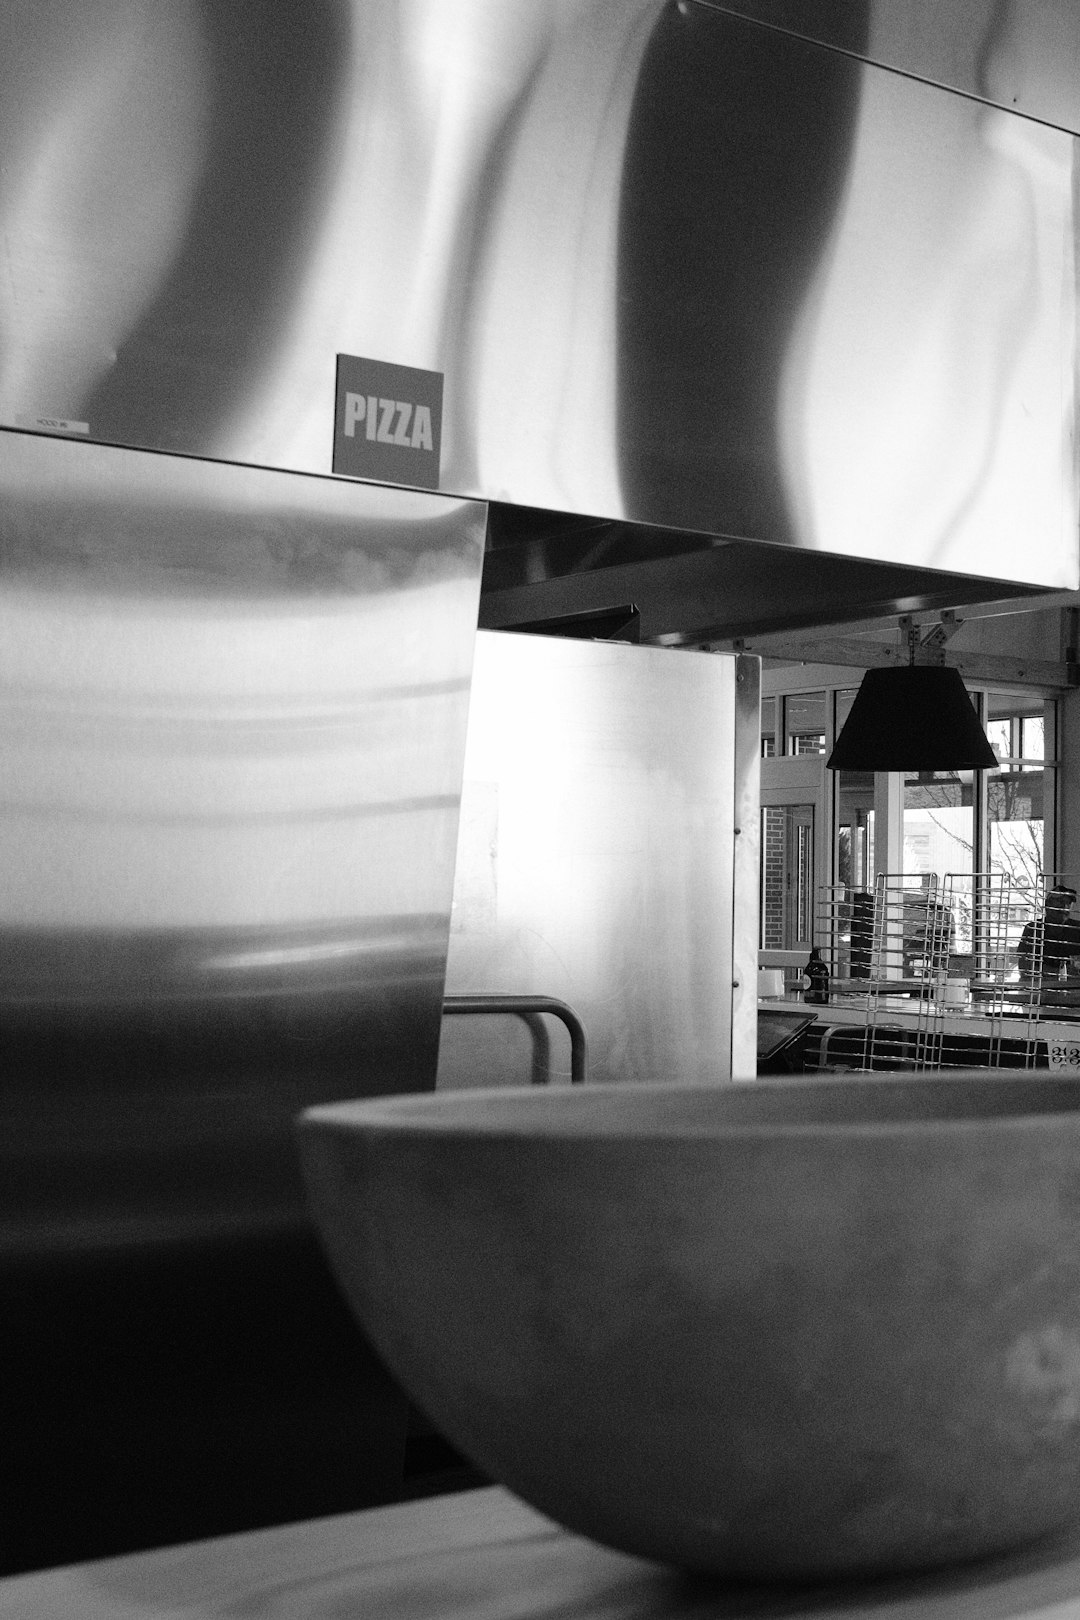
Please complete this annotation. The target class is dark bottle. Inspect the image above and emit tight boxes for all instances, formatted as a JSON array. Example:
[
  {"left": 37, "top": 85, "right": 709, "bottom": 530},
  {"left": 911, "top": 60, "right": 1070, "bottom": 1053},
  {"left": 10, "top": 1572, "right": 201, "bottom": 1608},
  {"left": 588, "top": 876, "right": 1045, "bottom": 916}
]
[{"left": 803, "top": 946, "right": 830, "bottom": 1005}]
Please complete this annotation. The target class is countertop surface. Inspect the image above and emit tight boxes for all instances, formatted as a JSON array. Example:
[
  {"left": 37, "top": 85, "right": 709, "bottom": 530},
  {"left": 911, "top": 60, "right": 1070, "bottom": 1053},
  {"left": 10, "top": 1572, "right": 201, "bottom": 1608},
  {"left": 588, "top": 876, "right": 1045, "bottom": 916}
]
[
  {"left": 760, "top": 993, "right": 1080, "bottom": 1042},
  {"left": 7, "top": 1485, "right": 1080, "bottom": 1619}
]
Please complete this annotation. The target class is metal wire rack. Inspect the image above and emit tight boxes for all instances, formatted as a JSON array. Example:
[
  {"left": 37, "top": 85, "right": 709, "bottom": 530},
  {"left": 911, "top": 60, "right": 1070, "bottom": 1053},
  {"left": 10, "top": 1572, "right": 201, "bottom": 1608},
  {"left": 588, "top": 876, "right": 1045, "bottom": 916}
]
[
  {"left": 813, "top": 874, "right": 946, "bottom": 1070},
  {"left": 862, "top": 872, "right": 948, "bottom": 1070},
  {"left": 811, "top": 872, "right": 1062, "bottom": 1073},
  {"left": 916, "top": 873, "right": 1043, "bottom": 1070}
]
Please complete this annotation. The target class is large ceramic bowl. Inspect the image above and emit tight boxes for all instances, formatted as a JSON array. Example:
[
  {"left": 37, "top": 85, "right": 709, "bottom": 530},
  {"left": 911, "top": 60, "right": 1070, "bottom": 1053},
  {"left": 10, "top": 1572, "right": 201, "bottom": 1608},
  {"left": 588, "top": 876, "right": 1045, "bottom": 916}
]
[{"left": 297, "top": 1075, "right": 1080, "bottom": 1580}]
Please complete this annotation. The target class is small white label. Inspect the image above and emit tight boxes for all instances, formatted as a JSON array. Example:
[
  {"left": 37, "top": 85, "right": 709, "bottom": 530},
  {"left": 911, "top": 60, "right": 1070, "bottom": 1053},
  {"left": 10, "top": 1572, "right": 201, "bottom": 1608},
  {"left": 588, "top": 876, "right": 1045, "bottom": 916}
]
[
  {"left": 1047, "top": 1041, "right": 1080, "bottom": 1071},
  {"left": 13, "top": 414, "right": 90, "bottom": 435}
]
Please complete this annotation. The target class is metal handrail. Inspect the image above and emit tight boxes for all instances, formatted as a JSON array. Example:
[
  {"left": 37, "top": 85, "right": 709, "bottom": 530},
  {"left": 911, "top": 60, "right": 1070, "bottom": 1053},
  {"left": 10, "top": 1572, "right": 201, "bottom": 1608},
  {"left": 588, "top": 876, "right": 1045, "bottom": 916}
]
[{"left": 441, "top": 994, "right": 588, "bottom": 1084}]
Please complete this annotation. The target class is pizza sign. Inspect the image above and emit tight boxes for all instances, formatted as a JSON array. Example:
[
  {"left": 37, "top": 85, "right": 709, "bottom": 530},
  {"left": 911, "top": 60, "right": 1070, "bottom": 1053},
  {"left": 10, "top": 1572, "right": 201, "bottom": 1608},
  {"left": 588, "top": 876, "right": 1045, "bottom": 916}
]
[{"left": 333, "top": 355, "right": 443, "bottom": 490}]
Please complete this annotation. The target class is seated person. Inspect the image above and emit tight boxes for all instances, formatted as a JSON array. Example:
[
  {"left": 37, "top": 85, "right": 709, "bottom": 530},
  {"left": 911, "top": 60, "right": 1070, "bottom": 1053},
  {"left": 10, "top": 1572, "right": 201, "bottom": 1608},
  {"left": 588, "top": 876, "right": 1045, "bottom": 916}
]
[{"left": 1017, "top": 886, "right": 1080, "bottom": 980}]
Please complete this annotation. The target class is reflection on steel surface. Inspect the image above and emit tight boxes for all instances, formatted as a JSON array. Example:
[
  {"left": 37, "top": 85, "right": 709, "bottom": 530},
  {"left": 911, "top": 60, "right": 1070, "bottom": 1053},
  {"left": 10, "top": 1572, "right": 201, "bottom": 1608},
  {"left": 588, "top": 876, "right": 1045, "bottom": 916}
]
[
  {"left": 438, "top": 632, "right": 754, "bottom": 1092},
  {"left": 0, "top": 434, "right": 484, "bottom": 945},
  {"left": 617, "top": 4, "right": 864, "bottom": 547},
  {"left": 0, "top": 425, "right": 486, "bottom": 1254},
  {"left": 778, "top": 66, "right": 1077, "bottom": 584},
  {"left": 0, "top": 0, "right": 1074, "bottom": 587},
  {"left": 0, "top": 428, "right": 483, "bottom": 1040},
  {"left": 700, "top": 0, "right": 1080, "bottom": 138},
  {"left": 0, "top": 430, "right": 486, "bottom": 1565}
]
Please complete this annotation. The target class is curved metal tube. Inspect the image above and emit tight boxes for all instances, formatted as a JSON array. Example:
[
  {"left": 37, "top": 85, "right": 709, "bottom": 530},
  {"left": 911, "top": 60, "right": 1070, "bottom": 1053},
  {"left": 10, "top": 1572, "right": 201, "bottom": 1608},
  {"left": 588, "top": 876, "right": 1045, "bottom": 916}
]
[{"left": 442, "top": 994, "right": 588, "bottom": 1084}]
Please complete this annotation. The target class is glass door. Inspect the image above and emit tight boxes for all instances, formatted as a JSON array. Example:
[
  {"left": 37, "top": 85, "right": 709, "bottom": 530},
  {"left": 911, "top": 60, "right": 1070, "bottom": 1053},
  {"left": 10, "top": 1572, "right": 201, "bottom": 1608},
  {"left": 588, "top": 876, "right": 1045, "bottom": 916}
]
[
  {"left": 761, "top": 802, "right": 815, "bottom": 955},
  {"left": 760, "top": 753, "right": 827, "bottom": 984}
]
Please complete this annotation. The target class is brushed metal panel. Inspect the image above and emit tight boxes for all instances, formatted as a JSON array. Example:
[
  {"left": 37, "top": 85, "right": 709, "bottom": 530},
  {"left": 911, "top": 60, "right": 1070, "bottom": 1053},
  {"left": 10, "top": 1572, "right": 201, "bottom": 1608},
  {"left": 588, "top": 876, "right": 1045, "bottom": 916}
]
[
  {"left": 0, "top": 428, "right": 485, "bottom": 1128},
  {"left": 438, "top": 632, "right": 749, "bottom": 1091},
  {"left": 0, "top": 430, "right": 483, "bottom": 972},
  {"left": 0, "top": 429, "right": 486, "bottom": 1568},
  {"left": 617, "top": 7, "right": 1078, "bottom": 586},
  {"left": 699, "top": 1, "right": 1080, "bottom": 137},
  {"left": 0, "top": 1, "right": 1074, "bottom": 590}
]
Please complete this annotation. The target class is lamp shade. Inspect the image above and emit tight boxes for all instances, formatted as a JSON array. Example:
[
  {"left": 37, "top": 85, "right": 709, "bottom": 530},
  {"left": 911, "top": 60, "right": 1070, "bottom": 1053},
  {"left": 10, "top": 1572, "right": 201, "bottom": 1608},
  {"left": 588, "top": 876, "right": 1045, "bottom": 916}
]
[{"left": 826, "top": 665, "right": 998, "bottom": 772}]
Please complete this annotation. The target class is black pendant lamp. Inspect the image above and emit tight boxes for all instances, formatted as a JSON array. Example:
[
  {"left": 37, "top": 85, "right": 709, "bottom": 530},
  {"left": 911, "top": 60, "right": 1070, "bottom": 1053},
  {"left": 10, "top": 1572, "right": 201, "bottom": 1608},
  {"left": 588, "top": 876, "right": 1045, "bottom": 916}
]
[{"left": 826, "top": 664, "right": 998, "bottom": 772}]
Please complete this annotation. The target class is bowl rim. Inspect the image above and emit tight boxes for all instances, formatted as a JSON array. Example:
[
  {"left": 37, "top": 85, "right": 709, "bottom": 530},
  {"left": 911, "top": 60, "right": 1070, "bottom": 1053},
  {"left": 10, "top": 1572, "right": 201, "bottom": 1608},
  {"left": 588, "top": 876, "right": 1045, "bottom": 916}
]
[{"left": 298, "top": 1073, "right": 1080, "bottom": 1140}]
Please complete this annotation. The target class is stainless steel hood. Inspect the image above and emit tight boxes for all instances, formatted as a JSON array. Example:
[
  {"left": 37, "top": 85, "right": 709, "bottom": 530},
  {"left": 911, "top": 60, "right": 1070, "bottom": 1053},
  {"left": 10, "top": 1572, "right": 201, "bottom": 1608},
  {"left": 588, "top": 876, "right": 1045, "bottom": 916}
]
[
  {"left": 0, "top": 0, "right": 1076, "bottom": 602},
  {"left": 699, "top": 1, "right": 1080, "bottom": 135}
]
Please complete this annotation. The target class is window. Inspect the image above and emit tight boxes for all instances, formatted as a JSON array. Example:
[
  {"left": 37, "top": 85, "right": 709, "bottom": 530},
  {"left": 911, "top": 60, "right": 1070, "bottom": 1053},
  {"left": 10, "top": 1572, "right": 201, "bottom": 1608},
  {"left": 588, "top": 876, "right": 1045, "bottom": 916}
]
[
  {"left": 836, "top": 774, "right": 874, "bottom": 892},
  {"left": 985, "top": 691, "right": 1053, "bottom": 898},
  {"left": 764, "top": 677, "right": 1062, "bottom": 965},
  {"left": 760, "top": 803, "right": 815, "bottom": 951},
  {"left": 903, "top": 769, "right": 975, "bottom": 952},
  {"left": 833, "top": 688, "right": 874, "bottom": 897},
  {"left": 761, "top": 697, "right": 777, "bottom": 758},
  {"left": 784, "top": 691, "right": 825, "bottom": 756},
  {"left": 904, "top": 772, "right": 974, "bottom": 876},
  {"left": 759, "top": 681, "right": 1059, "bottom": 932}
]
